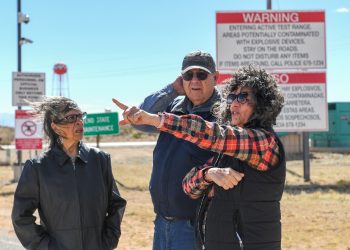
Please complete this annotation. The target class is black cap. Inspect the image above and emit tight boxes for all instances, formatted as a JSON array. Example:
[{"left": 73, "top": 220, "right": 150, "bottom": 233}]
[{"left": 181, "top": 51, "right": 216, "bottom": 74}]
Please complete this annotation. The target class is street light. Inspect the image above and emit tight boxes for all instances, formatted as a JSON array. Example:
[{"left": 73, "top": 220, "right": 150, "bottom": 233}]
[
  {"left": 18, "top": 12, "right": 30, "bottom": 24},
  {"left": 17, "top": 6, "right": 33, "bottom": 72},
  {"left": 19, "top": 37, "right": 33, "bottom": 45}
]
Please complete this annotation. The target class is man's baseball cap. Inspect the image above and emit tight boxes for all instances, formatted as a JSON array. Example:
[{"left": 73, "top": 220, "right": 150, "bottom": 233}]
[{"left": 181, "top": 51, "right": 216, "bottom": 74}]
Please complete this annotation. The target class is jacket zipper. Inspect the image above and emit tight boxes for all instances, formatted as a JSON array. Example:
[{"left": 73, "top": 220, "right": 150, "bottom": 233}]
[
  {"left": 235, "top": 160, "right": 244, "bottom": 250},
  {"left": 235, "top": 231, "right": 244, "bottom": 250},
  {"left": 199, "top": 154, "right": 223, "bottom": 250},
  {"left": 197, "top": 193, "right": 208, "bottom": 250},
  {"left": 198, "top": 195, "right": 213, "bottom": 250},
  {"left": 201, "top": 209, "right": 208, "bottom": 250},
  {"left": 234, "top": 211, "right": 244, "bottom": 250},
  {"left": 72, "top": 158, "right": 84, "bottom": 250}
]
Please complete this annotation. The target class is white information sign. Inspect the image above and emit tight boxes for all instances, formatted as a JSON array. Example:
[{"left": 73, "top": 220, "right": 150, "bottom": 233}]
[
  {"left": 217, "top": 72, "right": 328, "bottom": 132},
  {"left": 216, "top": 10, "right": 326, "bottom": 71},
  {"left": 12, "top": 72, "right": 46, "bottom": 106}
]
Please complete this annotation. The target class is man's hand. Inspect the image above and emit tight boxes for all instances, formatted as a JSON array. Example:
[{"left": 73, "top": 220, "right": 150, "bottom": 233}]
[
  {"left": 206, "top": 168, "right": 244, "bottom": 190},
  {"left": 112, "top": 98, "right": 161, "bottom": 127},
  {"left": 172, "top": 76, "right": 185, "bottom": 95}
]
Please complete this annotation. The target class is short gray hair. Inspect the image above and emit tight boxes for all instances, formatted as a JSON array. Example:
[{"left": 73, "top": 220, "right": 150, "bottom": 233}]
[{"left": 32, "top": 96, "right": 80, "bottom": 148}]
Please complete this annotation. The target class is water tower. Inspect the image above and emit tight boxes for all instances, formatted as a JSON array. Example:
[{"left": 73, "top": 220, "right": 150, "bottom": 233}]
[{"left": 52, "top": 62, "right": 70, "bottom": 97}]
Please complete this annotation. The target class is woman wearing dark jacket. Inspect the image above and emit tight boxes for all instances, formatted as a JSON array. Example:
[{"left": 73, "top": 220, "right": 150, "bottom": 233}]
[
  {"left": 113, "top": 65, "right": 285, "bottom": 250},
  {"left": 12, "top": 96, "right": 126, "bottom": 250}
]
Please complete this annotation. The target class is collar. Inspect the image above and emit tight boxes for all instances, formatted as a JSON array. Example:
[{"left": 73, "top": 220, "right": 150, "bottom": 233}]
[
  {"left": 51, "top": 141, "right": 89, "bottom": 166},
  {"left": 171, "top": 87, "right": 222, "bottom": 114}
]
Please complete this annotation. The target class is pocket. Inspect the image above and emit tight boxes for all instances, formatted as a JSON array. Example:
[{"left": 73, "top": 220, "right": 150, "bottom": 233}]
[
  {"left": 85, "top": 226, "right": 104, "bottom": 250},
  {"left": 46, "top": 235, "right": 70, "bottom": 250},
  {"left": 205, "top": 200, "right": 237, "bottom": 244}
]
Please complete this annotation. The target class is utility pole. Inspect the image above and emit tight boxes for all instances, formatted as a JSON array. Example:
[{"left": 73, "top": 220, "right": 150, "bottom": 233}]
[
  {"left": 267, "top": 0, "right": 272, "bottom": 10},
  {"left": 303, "top": 132, "right": 310, "bottom": 181},
  {"left": 17, "top": 0, "right": 22, "bottom": 166},
  {"left": 17, "top": 0, "right": 32, "bottom": 166}
]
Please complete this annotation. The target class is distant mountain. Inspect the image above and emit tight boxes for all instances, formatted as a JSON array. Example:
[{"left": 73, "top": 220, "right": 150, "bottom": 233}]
[{"left": 0, "top": 113, "right": 14, "bottom": 127}]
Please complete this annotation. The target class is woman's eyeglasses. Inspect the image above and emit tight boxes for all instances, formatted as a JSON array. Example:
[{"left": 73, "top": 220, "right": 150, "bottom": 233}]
[
  {"left": 227, "top": 92, "right": 250, "bottom": 105},
  {"left": 182, "top": 70, "right": 209, "bottom": 81},
  {"left": 56, "top": 112, "right": 87, "bottom": 124}
]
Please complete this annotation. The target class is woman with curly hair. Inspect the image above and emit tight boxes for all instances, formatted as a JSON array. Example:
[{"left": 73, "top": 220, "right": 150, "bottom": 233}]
[{"left": 113, "top": 65, "right": 286, "bottom": 250}]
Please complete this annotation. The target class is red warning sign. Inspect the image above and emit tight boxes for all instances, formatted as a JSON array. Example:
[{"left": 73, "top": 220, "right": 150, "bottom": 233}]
[{"left": 15, "top": 110, "right": 43, "bottom": 150}]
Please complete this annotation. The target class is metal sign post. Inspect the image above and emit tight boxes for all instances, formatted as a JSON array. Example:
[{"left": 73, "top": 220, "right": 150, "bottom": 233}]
[
  {"left": 303, "top": 132, "right": 310, "bottom": 181},
  {"left": 16, "top": 0, "right": 34, "bottom": 166},
  {"left": 17, "top": 0, "right": 22, "bottom": 166}
]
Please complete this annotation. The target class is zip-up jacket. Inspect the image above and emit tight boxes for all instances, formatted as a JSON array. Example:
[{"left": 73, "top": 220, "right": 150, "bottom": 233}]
[
  {"left": 12, "top": 142, "right": 126, "bottom": 250},
  {"left": 134, "top": 85, "right": 221, "bottom": 219}
]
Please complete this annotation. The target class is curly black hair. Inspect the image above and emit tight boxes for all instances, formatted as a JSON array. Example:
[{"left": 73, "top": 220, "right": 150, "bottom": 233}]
[{"left": 213, "top": 65, "right": 284, "bottom": 128}]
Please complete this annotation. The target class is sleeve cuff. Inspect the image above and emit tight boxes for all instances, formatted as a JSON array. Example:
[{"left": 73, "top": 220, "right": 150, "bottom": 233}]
[
  {"left": 156, "top": 113, "right": 165, "bottom": 129},
  {"left": 200, "top": 167, "right": 213, "bottom": 184}
]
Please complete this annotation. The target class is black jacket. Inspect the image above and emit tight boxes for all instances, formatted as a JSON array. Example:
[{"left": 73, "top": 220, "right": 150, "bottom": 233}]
[
  {"left": 12, "top": 142, "right": 126, "bottom": 250},
  {"left": 199, "top": 136, "right": 286, "bottom": 250}
]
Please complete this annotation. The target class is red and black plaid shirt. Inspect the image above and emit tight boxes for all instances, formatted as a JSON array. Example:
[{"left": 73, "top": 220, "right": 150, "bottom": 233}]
[{"left": 159, "top": 112, "right": 280, "bottom": 199}]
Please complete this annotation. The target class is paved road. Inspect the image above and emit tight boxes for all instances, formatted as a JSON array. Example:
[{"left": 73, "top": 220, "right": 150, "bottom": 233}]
[
  {"left": 0, "top": 241, "right": 23, "bottom": 250},
  {"left": 0, "top": 237, "right": 23, "bottom": 250}
]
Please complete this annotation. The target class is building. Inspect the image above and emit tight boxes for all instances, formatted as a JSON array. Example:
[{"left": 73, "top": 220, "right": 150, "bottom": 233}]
[{"left": 310, "top": 102, "right": 350, "bottom": 148}]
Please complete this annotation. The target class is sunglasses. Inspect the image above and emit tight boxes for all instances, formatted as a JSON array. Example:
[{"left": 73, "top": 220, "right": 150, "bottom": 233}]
[
  {"left": 227, "top": 92, "right": 250, "bottom": 105},
  {"left": 56, "top": 112, "right": 87, "bottom": 124},
  {"left": 182, "top": 70, "right": 209, "bottom": 81}
]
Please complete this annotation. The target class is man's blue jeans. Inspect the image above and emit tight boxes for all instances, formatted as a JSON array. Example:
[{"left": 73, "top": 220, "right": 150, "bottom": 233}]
[{"left": 152, "top": 215, "right": 196, "bottom": 250}]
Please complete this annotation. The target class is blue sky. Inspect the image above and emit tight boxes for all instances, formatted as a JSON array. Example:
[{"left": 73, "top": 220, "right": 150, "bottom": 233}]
[{"left": 1, "top": 0, "right": 349, "bottom": 126}]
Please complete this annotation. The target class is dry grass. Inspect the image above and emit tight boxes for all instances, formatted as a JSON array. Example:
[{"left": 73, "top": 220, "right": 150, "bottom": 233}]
[
  {"left": 0, "top": 126, "right": 14, "bottom": 145},
  {"left": 281, "top": 153, "right": 350, "bottom": 250},
  {"left": 0, "top": 148, "right": 350, "bottom": 249},
  {"left": 112, "top": 147, "right": 153, "bottom": 190}
]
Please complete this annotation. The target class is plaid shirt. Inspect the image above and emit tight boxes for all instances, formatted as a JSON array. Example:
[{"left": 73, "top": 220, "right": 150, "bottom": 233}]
[
  {"left": 182, "top": 157, "right": 215, "bottom": 199},
  {"left": 159, "top": 112, "right": 281, "bottom": 199}
]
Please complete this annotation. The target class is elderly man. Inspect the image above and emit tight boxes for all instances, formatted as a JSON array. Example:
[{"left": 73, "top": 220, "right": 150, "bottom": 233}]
[{"left": 131, "top": 51, "right": 221, "bottom": 250}]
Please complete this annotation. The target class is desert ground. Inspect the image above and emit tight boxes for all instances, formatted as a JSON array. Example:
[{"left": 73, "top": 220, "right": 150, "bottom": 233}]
[{"left": 0, "top": 147, "right": 349, "bottom": 250}]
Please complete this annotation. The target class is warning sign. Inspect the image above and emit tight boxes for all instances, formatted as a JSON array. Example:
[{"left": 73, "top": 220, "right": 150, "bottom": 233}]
[
  {"left": 216, "top": 10, "right": 326, "bottom": 71},
  {"left": 273, "top": 72, "right": 327, "bottom": 132},
  {"left": 15, "top": 110, "right": 43, "bottom": 150}
]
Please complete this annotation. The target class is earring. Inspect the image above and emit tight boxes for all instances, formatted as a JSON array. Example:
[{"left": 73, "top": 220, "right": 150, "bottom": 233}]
[{"left": 56, "top": 136, "right": 62, "bottom": 145}]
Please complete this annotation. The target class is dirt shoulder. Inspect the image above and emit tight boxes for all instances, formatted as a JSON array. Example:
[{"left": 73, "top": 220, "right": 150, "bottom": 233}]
[{"left": 1, "top": 151, "right": 349, "bottom": 249}]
